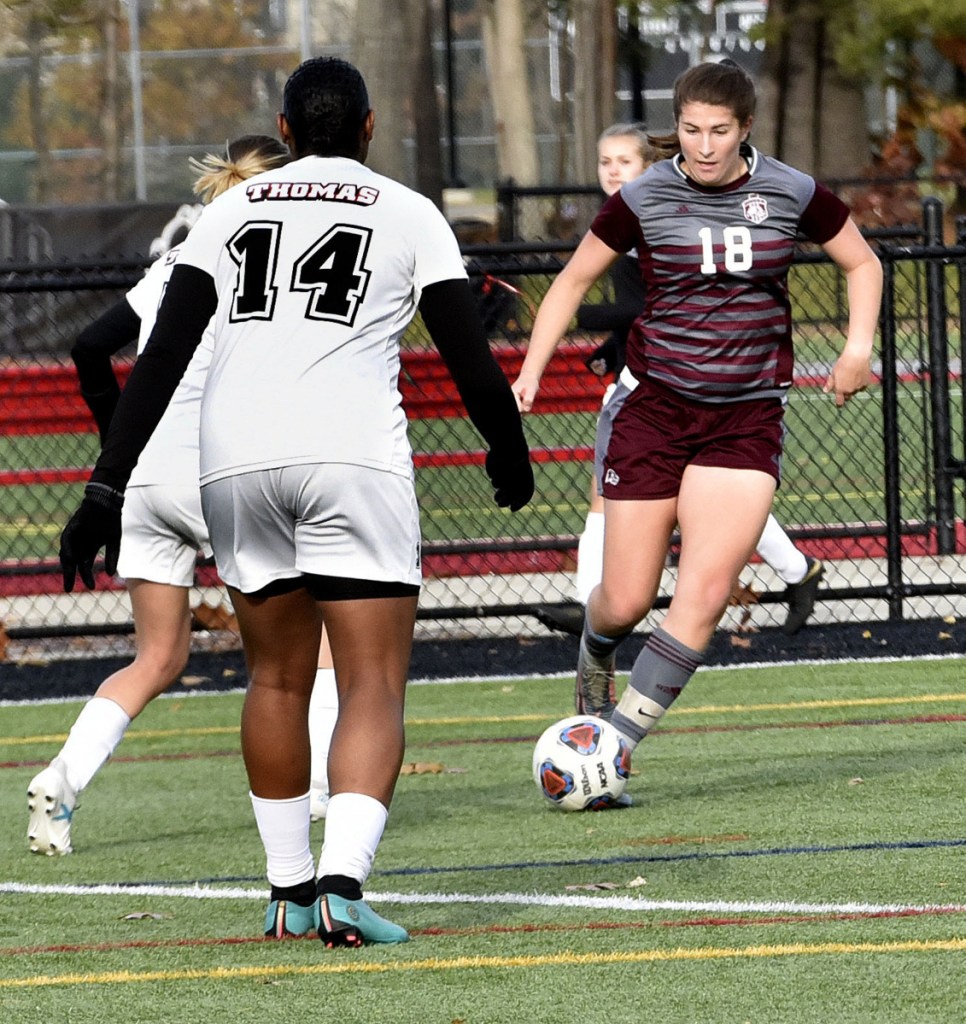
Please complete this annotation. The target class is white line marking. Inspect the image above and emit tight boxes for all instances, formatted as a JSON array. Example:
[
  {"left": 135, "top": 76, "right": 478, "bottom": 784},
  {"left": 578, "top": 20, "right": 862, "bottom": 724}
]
[{"left": 2, "top": 881, "right": 964, "bottom": 917}]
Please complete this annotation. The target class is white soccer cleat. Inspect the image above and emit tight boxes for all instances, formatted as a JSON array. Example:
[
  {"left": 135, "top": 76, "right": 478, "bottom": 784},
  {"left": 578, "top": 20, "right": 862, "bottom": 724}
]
[
  {"left": 309, "top": 787, "right": 330, "bottom": 822},
  {"left": 27, "top": 759, "right": 77, "bottom": 856}
]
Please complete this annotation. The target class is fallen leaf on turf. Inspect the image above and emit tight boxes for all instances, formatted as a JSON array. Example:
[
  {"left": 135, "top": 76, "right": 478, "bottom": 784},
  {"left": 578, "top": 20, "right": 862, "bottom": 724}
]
[
  {"left": 501, "top": 685, "right": 514, "bottom": 693},
  {"left": 849, "top": 777, "right": 864, "bottom": 785},
  {"left": 729, "top": 581, "right": 759, "bottom": 608},
  {"left": 626, "top": 875, "right": 648, "bottom": 888},
  {"left": 730, "top": 635, "right": 752, "bottom": 648},
  {"left": 399, "top": 762, "right": 445, "bottom": 775},
  {"left": 222, "top": 668, "right": 238, "bottom": 678},
  {"left": 179, "top": 675, "right": 211, "bottom": 687},
  {"left": 862, "top": 630, "right": 873, "bottom": 639},
  {"left": 120, "top": 912, "right": 172, "bottom": 920},
  {"left": 943, "top": 615, "right": 956, "bottom": 624},
  {"left": 938, "top": 631, "right": 952, "bottom": 640},
  {"left": 564, "top": 882, "right": 619, "bottom": 892},
  {"left": 191, "top": 601, "right": 239, "bottom": 632}
]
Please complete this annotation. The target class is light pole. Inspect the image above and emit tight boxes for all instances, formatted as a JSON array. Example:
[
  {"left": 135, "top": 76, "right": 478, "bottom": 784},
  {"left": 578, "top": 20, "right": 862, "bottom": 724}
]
[{"left": 124, "top": 0, "right": 147, "bottom": 200}]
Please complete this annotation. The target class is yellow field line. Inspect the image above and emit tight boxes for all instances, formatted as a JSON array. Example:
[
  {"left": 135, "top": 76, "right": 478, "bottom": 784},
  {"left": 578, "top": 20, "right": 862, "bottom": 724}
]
[
  {"left": 4, "top": 693, "right": 966, "bottom": 746},
  {"left": 410, "top": 692, "right": 966, "bottom": 726},
  {"left": 3, "top": 937, "right": 964, "bottom": 989},
  {"left": 1, "top": 725, "right": 240, "bottom": 747}
]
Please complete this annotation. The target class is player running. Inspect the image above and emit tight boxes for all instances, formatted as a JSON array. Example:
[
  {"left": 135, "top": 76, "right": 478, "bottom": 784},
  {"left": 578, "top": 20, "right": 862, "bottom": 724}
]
[
  {"left": 513, "top": 59, "right": 880, "bottom": 750},
  {"left": 28, "top": 135, "right": 292, "bottom": 856}
]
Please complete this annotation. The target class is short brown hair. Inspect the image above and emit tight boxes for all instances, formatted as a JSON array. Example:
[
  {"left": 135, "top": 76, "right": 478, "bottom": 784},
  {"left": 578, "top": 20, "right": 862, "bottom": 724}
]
[{"left": 673, "top": 59, "right": 756, "bottom": 126}]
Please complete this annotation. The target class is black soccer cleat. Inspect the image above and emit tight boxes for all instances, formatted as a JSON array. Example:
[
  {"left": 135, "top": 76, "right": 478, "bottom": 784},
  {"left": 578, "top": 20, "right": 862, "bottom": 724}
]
[
  {"left": 782, "top": 557, "right": 825, "bottom": 635},
  {"left": 534, "top": 603, "right": 585, "bottom": 637}
]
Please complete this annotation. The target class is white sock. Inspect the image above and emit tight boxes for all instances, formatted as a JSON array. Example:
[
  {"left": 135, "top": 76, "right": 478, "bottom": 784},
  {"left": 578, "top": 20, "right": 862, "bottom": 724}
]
[
  {"left": 755, "top": 514, "right": 808, "bottom": 585},
  {"left": 308, "top": 668, "right": 338, "bottom": 796},
  {"left": 575, "top": 511, "right": 605, "bottom": 605},
  {"left": 57, "top": 697, "right": 132, "bottom": 793},
  {"left": 249, "top": 791, "right": 316, "bottom": 888},
  {"left": 316, "top": 792, "right": 388, "bottom": 886}
]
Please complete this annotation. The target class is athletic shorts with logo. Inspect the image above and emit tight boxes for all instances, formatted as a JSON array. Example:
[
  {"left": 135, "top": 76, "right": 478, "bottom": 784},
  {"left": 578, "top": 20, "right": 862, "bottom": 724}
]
[{"left": 599, "top": 371, "right": 784, "bottom": 501}]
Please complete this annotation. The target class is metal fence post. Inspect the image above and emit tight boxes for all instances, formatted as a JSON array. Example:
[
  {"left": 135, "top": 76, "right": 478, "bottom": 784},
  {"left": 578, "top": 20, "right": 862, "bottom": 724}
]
[
  {"left": 879, "top": 254, "right": 905, "bottom": 619},
  {"left": 496, "top": 178, "right": 517, "bottom": 242},
  {"left": 922, "top": 197, "right": 956, "bottom": 553}
]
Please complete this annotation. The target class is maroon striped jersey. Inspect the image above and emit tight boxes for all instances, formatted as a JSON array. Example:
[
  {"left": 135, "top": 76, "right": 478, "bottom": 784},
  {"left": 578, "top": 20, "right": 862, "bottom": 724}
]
[{"left": 590, "top": 145, "right": 850, "bottom": 402}]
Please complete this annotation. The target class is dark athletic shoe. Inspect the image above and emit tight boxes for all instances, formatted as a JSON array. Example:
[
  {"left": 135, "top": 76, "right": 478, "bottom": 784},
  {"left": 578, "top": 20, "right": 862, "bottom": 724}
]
[
  {"left": 534, "top": 603, "right": 585, "bottom": 637},
  {"left": 782, "top": 557, "right": 825, "bottom": 635},
  {"left": 575, "top": 634, "right": 617, "bottom": 720}
]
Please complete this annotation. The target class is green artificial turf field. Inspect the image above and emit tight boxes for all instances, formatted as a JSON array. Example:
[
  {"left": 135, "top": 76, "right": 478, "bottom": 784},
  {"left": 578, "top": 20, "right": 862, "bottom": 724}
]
[{"left": 1, "top": 656, "right": 964, "bottom": 1023}]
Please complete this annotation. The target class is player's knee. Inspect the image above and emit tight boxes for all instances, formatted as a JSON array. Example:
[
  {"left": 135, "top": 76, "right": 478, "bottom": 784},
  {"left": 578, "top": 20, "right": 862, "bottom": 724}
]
[
  {"left": 131, "top": 644, "right": 190, "bottom": 689},
  {"left": 595, "top": 587, "right": 651, "bottom": 632}
]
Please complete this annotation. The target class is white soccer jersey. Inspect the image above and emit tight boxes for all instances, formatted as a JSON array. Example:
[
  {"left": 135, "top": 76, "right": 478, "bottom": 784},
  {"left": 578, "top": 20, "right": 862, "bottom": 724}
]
[
  {"left": 171, "top": 155, "right": 467, "bottom": 486},
  {"left": 123, "top": 246, "right": 213, "bottom": 488}
]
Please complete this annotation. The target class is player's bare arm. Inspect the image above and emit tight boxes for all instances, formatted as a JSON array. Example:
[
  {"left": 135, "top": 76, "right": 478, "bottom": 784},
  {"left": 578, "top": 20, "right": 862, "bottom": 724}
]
[
  {"left": 820, "top": 217, "right": 882, "bottom": 407},
  {"left": 513, "top": 231, "right": 621, "bottom": 413}
]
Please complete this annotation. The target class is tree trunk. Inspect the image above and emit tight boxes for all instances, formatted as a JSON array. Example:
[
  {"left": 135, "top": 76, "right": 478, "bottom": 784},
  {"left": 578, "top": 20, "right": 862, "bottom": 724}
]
[
  {"left": 571, "top": 0, "right": 618, "bottom": 184},
  {"left": 407, "top": 0, "right": 444, "bottom": 207},
  {"left": 754, "top": 0, "right": 869, "bottom": 180},
  {"left": 352, "top": 0, "right": 410, "bottom": 184},
  {"left": 481, "top": 0, "right": 538, "bottom": 185},
  {"left": 25, "top": 15, "right": 51, "bottom": 203}
]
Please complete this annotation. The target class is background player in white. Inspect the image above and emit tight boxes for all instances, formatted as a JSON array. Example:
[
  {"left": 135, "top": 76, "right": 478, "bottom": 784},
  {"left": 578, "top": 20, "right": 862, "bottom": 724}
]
[
  {"left": 58, "top": 56, "right": 533, "bottom": 946},
  {"left": 513, "top": 60, "right": 880, "bottom": 752},
  {"left": 27, "top": 136, "right": 292, "bottom": 856}
]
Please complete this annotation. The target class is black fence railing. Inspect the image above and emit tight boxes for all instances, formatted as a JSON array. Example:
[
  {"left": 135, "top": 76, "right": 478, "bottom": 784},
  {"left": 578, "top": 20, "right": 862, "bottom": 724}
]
[{"left": 1, "top": 200, "right": 965, "bottom": 660}]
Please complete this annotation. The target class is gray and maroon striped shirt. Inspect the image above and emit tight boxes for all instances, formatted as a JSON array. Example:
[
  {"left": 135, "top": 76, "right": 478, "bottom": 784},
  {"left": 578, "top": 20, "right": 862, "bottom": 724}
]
[{"left": 590, "top": 145, "right": 849, "bottom": 403}]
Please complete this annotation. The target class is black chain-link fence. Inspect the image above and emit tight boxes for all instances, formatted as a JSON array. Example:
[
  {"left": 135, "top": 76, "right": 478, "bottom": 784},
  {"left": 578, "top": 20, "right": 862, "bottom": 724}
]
[{"left": 2, "top": 201, "right": 965, "bottom": 662}]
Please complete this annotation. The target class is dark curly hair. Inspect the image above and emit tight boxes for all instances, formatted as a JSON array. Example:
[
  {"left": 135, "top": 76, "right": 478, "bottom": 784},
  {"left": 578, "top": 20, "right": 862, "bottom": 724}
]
[{"left": 282, "top": 57, "right": 371, "bottom": 158}]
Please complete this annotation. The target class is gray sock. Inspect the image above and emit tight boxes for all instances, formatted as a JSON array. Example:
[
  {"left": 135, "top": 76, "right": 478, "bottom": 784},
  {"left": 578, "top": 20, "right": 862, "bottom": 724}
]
[{"left": 612, "top": 627, "right": 703, "bottom": 747}]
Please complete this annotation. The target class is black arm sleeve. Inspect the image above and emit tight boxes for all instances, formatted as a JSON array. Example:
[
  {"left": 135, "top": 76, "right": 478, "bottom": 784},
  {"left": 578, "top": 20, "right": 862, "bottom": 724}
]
[
  {"left": 575, "top": 254, "right": 644, "bottom": 332},
  {"left": 70, "top": 299, "right": 141, "bottom": 439},
  {"left": 91, "top": 265, "right": 218, "bottom": 492},
  {"left": 417, "top": 278, "right": 528, "bottom": 458}
]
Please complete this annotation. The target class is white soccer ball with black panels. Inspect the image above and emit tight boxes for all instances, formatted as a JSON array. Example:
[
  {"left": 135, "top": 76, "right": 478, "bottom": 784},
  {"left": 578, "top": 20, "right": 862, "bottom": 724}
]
[{"left": 532, "top": 714, "right": 631, "bottom": 811}]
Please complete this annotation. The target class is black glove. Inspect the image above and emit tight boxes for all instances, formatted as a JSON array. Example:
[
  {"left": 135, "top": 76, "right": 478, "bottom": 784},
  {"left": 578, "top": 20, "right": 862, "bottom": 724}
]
[
  {"left": 59, "top": 482, "right": 124, "bottom": 592},
  {"left": 485, "top": 449, "right": 535, "bottom": 512},
  {"left": 583, "top": 335, "right": 621, "bottom": 378}
]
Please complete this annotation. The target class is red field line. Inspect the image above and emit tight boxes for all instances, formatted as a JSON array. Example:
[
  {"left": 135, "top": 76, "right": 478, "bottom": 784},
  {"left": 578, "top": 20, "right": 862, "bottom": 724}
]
[{"left": 3, "top": 904, "right": 961, "bottom": 960}]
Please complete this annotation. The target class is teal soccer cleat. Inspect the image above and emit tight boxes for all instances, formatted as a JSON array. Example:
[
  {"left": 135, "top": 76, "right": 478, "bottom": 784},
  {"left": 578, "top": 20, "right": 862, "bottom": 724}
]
[{"left": 317, "top": 893, "right": 409, "bottom": 947}]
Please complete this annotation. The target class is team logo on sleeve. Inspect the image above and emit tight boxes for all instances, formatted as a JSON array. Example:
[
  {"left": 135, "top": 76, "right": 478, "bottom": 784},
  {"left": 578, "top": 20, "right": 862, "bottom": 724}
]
[{"left": 742, "top": 194, "right": 768, "bottom": 225}]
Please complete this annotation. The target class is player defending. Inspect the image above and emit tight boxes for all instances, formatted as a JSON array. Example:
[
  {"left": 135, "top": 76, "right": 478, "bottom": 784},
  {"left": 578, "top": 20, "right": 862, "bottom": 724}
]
[
  {"left": 27, "top": 136, "right": 292, "bottom": 856},
  {"left": 57, "top": 57, "right": 533, "bottom": 946}
]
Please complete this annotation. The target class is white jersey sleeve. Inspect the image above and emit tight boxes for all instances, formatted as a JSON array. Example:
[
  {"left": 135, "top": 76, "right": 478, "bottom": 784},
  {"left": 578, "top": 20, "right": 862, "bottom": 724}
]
[{"left": 124, "top": 244, "right": 211, "bottom": 489}]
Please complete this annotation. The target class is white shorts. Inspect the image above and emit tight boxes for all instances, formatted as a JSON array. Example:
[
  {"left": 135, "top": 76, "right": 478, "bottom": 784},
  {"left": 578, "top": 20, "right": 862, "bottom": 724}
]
[
  {"left": 201, "top": 463, "right": 422, "bottom": 595},
  {"left": 117, "top": 484, "right": 212, "bottom": 587}
]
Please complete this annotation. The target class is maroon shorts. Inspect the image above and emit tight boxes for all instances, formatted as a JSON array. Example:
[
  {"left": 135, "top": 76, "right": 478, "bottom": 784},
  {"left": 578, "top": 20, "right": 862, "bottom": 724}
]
[{"left": 602, "top": 376, "right": 784, "bottom": 500}]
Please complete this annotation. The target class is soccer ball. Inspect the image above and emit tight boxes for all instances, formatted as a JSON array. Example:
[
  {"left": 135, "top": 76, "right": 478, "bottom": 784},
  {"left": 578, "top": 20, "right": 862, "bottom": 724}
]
[{"left": 532, "top": 714, "right": 631, "bottom": 811}]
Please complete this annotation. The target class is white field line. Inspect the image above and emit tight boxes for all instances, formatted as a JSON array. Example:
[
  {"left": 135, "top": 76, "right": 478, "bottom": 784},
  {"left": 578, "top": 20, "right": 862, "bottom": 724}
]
[{"left": 2, "top": 880, "right": 965, "bottom": 918}]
